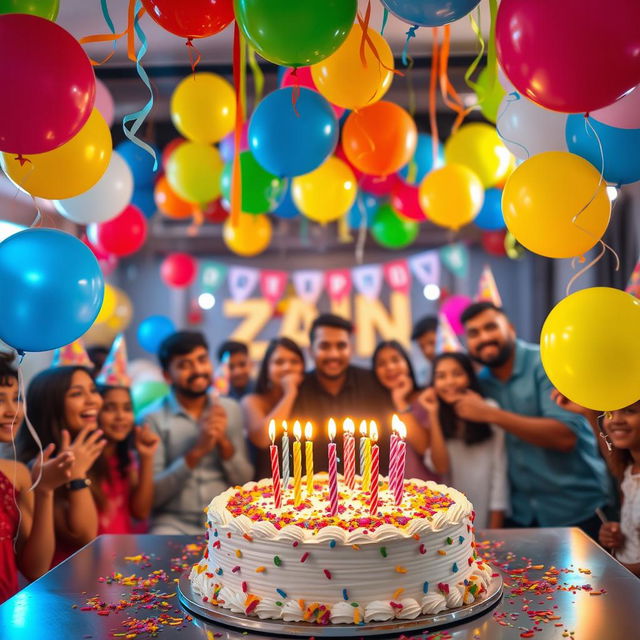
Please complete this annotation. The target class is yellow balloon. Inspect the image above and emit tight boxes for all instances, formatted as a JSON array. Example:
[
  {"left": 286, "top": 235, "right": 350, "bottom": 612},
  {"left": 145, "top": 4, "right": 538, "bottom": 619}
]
[
  {"left": 166, "top": 141, "right": 224, "bottom": 204},
  {"left": 541, "top": 287, "right": 640, "bottom": 411},
  {"left": 1, "top": 109, "right": 111, "bottom": 199},
  {"left": 502, "top": 151, "right": 610, "bottom": 259},
  {"left": 171, "top": 73, "right": 236, "bottom": 144},
  {"left": 95, "top": 283, "right": 116, "bottom": 324},
  {"left": 223, "top": 213, "right": 272, "bottom": 256},
  {"left": 310, "top": 25, "right": 394, "bottom": 110},
  {"left": 292, "top": 156, "right": 357, "bottom": 223},
  {"left": 418, "top": 164, "right": 484, "bottom": 230},
  {"left": 444, "top": 123, "right": 512, "bottom": 187},
  {"left": 105, "top": 287, "right": 133, "bottom": 333}
]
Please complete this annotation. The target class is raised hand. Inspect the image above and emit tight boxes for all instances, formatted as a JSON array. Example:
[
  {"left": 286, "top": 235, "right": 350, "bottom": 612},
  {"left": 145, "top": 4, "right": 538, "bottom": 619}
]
[
  {"left": 454, "top": 390, "right": 494, "bottom": 422},
  {"left": 417, "top": 387, "right": 439, "bottom": 415},
  {"left": 32, "top": 443, "right": 75, "bottom": 492},
  {"left": 550, "top": 389, "right": 594, "bottom": 418},
  {"left": 62, "top": 426, "right": 107, "bottom": 479},
  {"left": 134, "top": 423, "right": 160, "bottom": 459},
  {"left": 281, "top": 371, "right": 303, "bottom": 395},
  {"left": 391, "top": 375, "right": 413, "bottom": 411}
]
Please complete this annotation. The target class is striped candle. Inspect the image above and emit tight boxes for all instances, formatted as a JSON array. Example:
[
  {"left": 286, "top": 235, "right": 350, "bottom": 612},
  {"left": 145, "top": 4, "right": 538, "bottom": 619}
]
[
  {"left": 343, "top": 418, "right": 355, "bottom": 491},
  {"left": 389, "top": 416, "right": 399, "bottom": 494},
  {"left": 281, "top": 421, "right": 290, "bottom": 491},
  {"left": 293, "top": 421, "right": 302, "bottom": 506},
  {"left": 328, "top": 419, "right": 338, "bottom": 517},
  {"left": 393, "top": 437, "right": 407, "bottom": 505},
  {"left": 358, "top": 420, "right": 367, "bottom": 476},
  {"left": 268, "top": 421, "right": 281, "bottom": 509},
  {"left": 304, "top": 421, "right": 314, "bottom": 495},
  {"left": 369, "top": 422, "right": 380, "bottom": 515}
]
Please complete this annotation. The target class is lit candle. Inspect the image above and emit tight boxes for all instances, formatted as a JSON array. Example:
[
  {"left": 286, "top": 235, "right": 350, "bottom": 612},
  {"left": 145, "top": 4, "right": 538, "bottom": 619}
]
[
  {"left": 389, "top": 415, "right": 401, "bottom": 497},
  {"left": 393, "top": 419, "right": 407, "bottom": 505},
  {"left": 358, "top": 420, "right": 367, "bottom": 477},
  {"left": 281, "top": 420, "right": 290, "bottom": 491},
  {"left": 343, "top": 417, "right": 356, "bottom": 491},
  {"left": 362, "top": 420, "right": 373, "bottom": 492},
  {"left": 268, "top": 420, "right": 282, "bottom": 509},
  {"left": 305, "top": 421, "right": 314, "bottom": 495},
  {"left": 293, "top": 421, "right": 302, "bottom": 507},
  {"left": 369, "top": 422, "right": 380, "bottom": 515},
  {"left": 328, "top": 418, "right": 338, "bottom": 517}
]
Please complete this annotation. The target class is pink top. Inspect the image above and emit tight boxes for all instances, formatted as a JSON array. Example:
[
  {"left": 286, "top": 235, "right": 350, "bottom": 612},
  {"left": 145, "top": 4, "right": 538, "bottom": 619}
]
[{"left": 0, "top": 469, "right": 19, "bottom": 603}]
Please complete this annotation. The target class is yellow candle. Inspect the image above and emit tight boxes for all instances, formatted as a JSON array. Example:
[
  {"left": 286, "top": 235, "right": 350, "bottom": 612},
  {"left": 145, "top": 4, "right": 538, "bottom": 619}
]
[
  {"left": 362, "top": 420, "right": 374, "bottom": 492},
  {"left": 293, "top": 420, "right": 302, "bottom": 506},
  {"left": 305, "top": 421, "right": 314, "bottom": 495}
]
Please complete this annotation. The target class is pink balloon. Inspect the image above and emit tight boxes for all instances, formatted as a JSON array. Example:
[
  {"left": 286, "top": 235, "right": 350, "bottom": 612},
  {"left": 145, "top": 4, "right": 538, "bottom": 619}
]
[
  {"left": 496, "top": 0, "right": 640, "bottom": 113},
  {"left": 0, "top": 14, "right": 95, "bottom": 154},
  {"left": 280, "top": 66, "right": 345, "bottom": 118},
  {"left": 591, "top": 86, "right": 640, "bottom": 129},
  {"left": 441, "top": 295, "right": 472, "bottom": 336},
  {"left": 391, "top": 180, "right": 425, "bottom": 222},
  {"left": 99, "top": 254, "right": 119, "bottom": 276},
  {"left": 360, "top": 172, "right": 399, "bottom": 196},
  {"left": 95, "top": 79, "right": 114, "bottom": 127}
]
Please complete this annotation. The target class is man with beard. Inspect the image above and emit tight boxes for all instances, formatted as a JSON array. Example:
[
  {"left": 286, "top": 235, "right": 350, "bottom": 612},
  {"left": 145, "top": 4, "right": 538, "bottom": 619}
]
[
  {"left": 457, "top": 302, "right": 609, "bottom": 537},
  {"left": 142, "top": 331, "right": 253, "bottom": 534}
]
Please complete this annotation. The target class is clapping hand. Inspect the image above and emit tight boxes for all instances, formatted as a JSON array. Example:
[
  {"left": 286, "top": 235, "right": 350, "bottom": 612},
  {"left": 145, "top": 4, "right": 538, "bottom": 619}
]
[
  {"left": 32, "top": 443, "right": 75, "bottom": 492},
  {"left": 134, "top": 423, "right": 160, "bottom": 459}
]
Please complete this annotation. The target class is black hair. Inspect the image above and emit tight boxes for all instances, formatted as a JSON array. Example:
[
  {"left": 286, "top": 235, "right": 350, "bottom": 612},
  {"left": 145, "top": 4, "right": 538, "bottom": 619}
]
[
  {"left": 158, "top": 331, "right": 209, "bottom": 371},
  {"left": 460, "top": 301, "right": 506, "bottom": 325},
  {"left": 254, "top": 337, "right": 305, "bottom": 395},
  {"left": 0, "top": 352, "right": 18, "bottom": 387},
  {"left": 371, "top": 340, "right": 419, "bottom": 392},
  {"left": 216, "top": 340, "right": 248, "bottom": 362},
  {"left": 411, "top": 315, "right": 438, "bottom": 341},
  {"left": 309, "top": 313, "right": 353, "bottom": 345},
  {"left": 97, "top": 384, "right": 135, "bottom": 481},
  {"left": 431, "top": 352, "right": 492, "bottom": 445}
]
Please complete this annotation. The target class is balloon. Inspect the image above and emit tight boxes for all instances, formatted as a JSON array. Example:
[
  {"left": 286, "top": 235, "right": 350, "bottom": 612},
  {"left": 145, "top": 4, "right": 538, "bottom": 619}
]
[
  {"left": 566, "top": 115, "right": 640, "bottom": 186},
  {"left": 82, "top": 321, "right": 117, "bottom": 347},
  {"left": 474, "top": 188, "right": 505, "bottom": 230},
  {"left": 440, "top": 295, "right": 472, "bottom": 336},
  {"left": 235, "top": 0, "right": 357, "bottom": 67},
  {"left": 95, "top": 78, "right": 114, "bottom": 127},
  {"left": 371, "top": 204, "right": 419, "bottom": 249},
  {"left": 476, "top": 66, "right": 505, "bottom": 123},
  {"left": 222, "top": 213, "right": 272, "bottom": 256},
  {"left": 0, "top": 229, "right": 103, "bottom": 352},
  {"left": 418, "top": 165, "right": 484, "bottom": 230},
  {"left": 105, "top": 287, "right": 133, "bottom": 333},
  {"left": 154, "top": 175, "right": 195, "bottom": 219},
  {"left": 90, "top": 205, "right": 148, "bottom": 257},
  {"left": 95, "top": 283, "right": 117, "bottom": 324},
  {"left": 591, "top": 86, "right": 640, "bottom": 130},
  {"left": 131, "top": 187, "right": 157, "bottom": 219},
  {"left": 220, "top": 151, "right": 287, "bottom": 214},
  {"left": 160, "top": 253, "right": 197, "bottom": 288},
  {"left": 505, "top": 230, "right": 525, "bottom": 260},
  {"left": 115, "top": 140, "right": 160, "bottom": 187},
  {"left": 481, "top": 230, "right": 508, "bottom": 257},
  {"left": 382, "top": 0, "right": 481, "bottom": 26},
  {"left": 54, "top": 151, "right": 133, "bottom": 224},
  {"left": 271, "top": 184, "right": 301, "bottom": 220},
  {"left": 497, "top": 92, "right": 568, "bottom": 159},
  {"left": 540, "top": 287, "right": 640, "bottom": 411},
  {"left": 502, "top": 152, "right": 610, "bottom": 259},
  {"left": 171, "top": 73, "right": 235, "bottom": 144},
  {"left": 444, "top": 123, "right": 512, "bottom": 188},
  {"left": 202, "top": 198, "right": 229, "bottom": 223},
  {"left": 292, "top": 156, "right": 356, "bottom": 223},
  {"left": 161, "top": 137, "right": 185, "bottom": 170},
  {"left": 132, "top": 380, "right": 170, "bottom": 415},
  {"left": 141, "top": 0, "right": 233, "bottom": 38},
  {"left": 137, "top": 315, "right": 176, "bottom": 354},
  {"left": 0, "top": 14, "right": 95, "bottom": 154},
  {"left": 0, "top": 0, "right": 59, "bottom": 19},
  {"left": 398, "top": 133, "right": 444, "bottom": 184},
  {"left": 496, "top": 0, "right": 640, "bottom": 113},
  {"left": 360, "top": 172, "right": 400, "bottom": 196},
  {"left": 280, "top": 67, "right": 344, "bottom": 118},
  {"left": 347, "top": 193, "right": 379, "bottom": 230},
  {"left": 310, "top": 25, "right": 394, "bottom": 111},
  {"left": 390, "top": 180, "right": 425, "bottom": 222},
  {"left": 166, "top": 141, "right": 224, "bottom": 204},
  {"left": 1, "top": 109, "right": 111, "bottom": 199},
  {"left": 342, "top": 102, "right": 417, "bottom": 176},
  {"left": 248, "top": 87, "right": 338, "bottom": 177},
  {"left": 219, "top": 122, "right": 249, "bottom": 163},
  {"left": 98, "top": 254, "right": 119, "bottom": 277}
]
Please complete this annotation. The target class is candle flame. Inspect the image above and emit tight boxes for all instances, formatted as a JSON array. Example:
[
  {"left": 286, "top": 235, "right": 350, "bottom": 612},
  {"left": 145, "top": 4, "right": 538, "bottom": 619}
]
[
  {"left": 268, "top": 419, "right": 276, "bottom": 443},
  {"left": 391, "top": 414, "right": 400, "bottom": 434},
  {"left": 396, "top": 419, "right": 407, "bottom": 439},
  {"left": 359, "top": 420, "right": 368, "bottom": 437},
  {"left": 370, "top": 421, "right": 379, "bottom": 442},
  {"left": 328, "top": 418, "right": 337, "bottom": 441},
  {"left": 343, "top": 417, "right": 355, "bottom": 435},
  {"left": 304, "top": 421, "right": 313, "bottom": 440},
  {"left": 282, "top": 420, "right": 288, "bottom": 433},
  {"left": 293, "top": 420, "right": 302, "bottom": 441}
]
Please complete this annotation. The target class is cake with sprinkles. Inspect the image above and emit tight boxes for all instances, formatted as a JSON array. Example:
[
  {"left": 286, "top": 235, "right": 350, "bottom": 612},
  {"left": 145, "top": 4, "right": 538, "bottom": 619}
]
[{"left": 189, "top": 474, "right": 492, "bottom": 625}]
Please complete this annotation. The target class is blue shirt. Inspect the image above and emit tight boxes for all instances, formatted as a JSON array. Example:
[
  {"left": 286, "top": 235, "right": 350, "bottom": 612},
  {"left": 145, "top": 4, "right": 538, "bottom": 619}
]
[{"left": 478, "top": 340, "right": 609, "bottom": 526}]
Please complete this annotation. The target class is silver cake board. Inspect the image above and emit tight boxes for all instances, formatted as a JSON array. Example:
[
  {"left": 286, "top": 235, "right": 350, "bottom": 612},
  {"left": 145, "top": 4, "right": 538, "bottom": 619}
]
[{"left": 178, "top": 573, "right": 503, "bottom": 638}]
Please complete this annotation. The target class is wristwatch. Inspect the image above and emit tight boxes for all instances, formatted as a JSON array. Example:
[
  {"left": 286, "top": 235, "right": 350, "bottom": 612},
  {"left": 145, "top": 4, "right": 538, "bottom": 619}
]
[{"left": 66, "top": 478, "right": 92, "bottom": 491}]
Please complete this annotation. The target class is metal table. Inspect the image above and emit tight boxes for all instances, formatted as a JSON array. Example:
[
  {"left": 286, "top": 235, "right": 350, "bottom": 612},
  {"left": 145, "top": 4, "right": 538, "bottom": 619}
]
[{"left": 1, "top": 529, "right": 638, "bottom": 639}]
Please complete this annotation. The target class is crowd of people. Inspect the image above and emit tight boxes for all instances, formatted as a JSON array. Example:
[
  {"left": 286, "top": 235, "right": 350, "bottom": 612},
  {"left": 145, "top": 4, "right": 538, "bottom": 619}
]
[{"left": 0, "top": 303, "right": 638, "bottom": 604}]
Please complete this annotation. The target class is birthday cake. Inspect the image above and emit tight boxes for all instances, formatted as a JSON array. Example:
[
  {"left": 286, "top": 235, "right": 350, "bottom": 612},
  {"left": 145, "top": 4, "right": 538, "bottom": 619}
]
[{"left": 189, "top": 474, "right": 492, "bottom": 625}]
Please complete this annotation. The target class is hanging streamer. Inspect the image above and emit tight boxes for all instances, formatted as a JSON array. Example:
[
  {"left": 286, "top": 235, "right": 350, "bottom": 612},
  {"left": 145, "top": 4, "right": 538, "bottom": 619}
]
[
  {"left": 240, "top": 35, "right": 247, "bottom": 121},
  {"left": 465, "top": 0, "right": 498, "bottom": 106},
  {"left": 429, "top": 28, "right": 440, "bottom": 168},
  {"left": 357, "top": 1, "right": 403, "bottom": 76},
  {"left": 380, "top": 7, "right": 389, "bottom": 35},
  {"left": 185, "top": 38, "right": 202, "bottom": 74},
  {"left": 247, "top": 45, "right": 264, "bottom": 104},
  {"left": 438, "top": 25, "right": 473, "bottom": 132},
  {"left": 401, "top": 25, "right": 418, "bottom": 67},
  {"left": 231, "top": 23, "right": 244, "bottom": 226}
]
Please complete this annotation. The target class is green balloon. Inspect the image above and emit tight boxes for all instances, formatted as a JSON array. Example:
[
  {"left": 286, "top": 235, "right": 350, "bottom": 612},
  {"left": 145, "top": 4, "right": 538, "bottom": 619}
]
[
  {"left": 234, "top": 0, "right": 357, "bottom": 67},
  {"left": 476, "top": 67, "right": 505, "bottom": 124},
  {"left": 0, "top": 0, "right": 59, "bottom": 20},
  {"left": 371, "top": 204, "right": 419, "bottom": 249},
  {"left": 220, "top": 151, "right": 287, "bottom": 215},
  {"left": 132, "top": 380, "right": 169, "bottom": 417}
]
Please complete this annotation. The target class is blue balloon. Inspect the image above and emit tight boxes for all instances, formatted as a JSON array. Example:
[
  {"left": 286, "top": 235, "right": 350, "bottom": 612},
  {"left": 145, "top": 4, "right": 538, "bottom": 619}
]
[
  {"left": 399, "top": 133, "right": 444, "bottom": 184},
  {"left": 131, "top": 187, "right": 157, "bottom": 219},
  {"left": 271, "top": 183, "right": 300, "bottom": 219},
  {"left": 0, "top": 229, "right": 103, "bottom": 352},
  {"left": 137, "top": 315, "right": 175, "bottom": 354},
  {"left": 382, "top": 0, "right": 481, "bottom": 27},
  {"left": 566, "top": 115, "right": 640, "bottom": 186},
  {"left": 115, "top": 140, "right": 161, "bottom": 187},
  {"left": 474, "top": 188, "right": 505, "bottom": 231},
  {"left": 249, "top": 87, "right": 339, "bottom": 177},
  {"left": 347, "top": 193, "right": 380, "bottom": 230}
]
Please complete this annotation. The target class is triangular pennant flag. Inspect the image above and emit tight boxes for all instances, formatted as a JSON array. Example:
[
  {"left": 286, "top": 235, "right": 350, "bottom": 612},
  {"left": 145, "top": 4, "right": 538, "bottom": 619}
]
[
  {"left": 199, "top": 260, "right": 227, "bottom": 293},
  {"left": 52, "top": 339, "right": 93, "bottom": 368},
  {"left": 259, "top": 270, "right": 288, "bottom": 305},
  {"left": 228, "top": 266, "right": 259, "bottom": 302},
  {"left": 352, "top": 264, "right": 383, "bottom": 299},
  {"left": 409, "top": 250, "right": 440, "bottom": 286},
  {"left": 626, "top": 259, "right": 640, "bottom": 298},
  {"left": 96, "top": 334, "right": 131, "bottom": 387},
  {"left": 383, "top": 259, "right": 412, "bottom": 295},
  {"left": 435, "top": 313, "right": 464, "bottom": 354},
  {"left": 292, "top": 270, "right": 324, "bottom": 304},
  {"left": 476, "top": 265, "right": 503, "bottom": 307},
  {"left": 325, "top": 269, "right": 352, "bottom": 302},
  {"left": 440, "top": 243, "right": 469, "bottom": 278}
]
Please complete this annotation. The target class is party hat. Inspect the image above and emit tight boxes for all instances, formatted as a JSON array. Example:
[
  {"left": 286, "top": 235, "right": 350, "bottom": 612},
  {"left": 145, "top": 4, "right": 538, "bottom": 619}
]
[
  {"left": 96, "top": 334, "right": 131, "bottom": 387},
  {"left": 626, "top": 259, "right": 640, "bottom": 298},
  {"left": 435, "top": 313, "right": 463, "bottom": 354},
  {"left": 52, "top": 339, "right": 93, "bottom": 368},
  {"left": 475, "top": 265, "right": 503, "bottom": 307}
]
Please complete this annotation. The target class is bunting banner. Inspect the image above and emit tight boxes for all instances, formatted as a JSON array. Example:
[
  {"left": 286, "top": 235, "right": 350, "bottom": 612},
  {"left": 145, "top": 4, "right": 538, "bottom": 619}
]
[
  {"left": 325, "top": 269, "right": 352, "bottom": 303},
  {"left": 626, "top": 259, "right": 640, "bottom": 298},
  {"left": 292, "top": 270, "right": 324, "bottom": 304},
  {"left": 228, "top": 266, "right": 259, "bottom": 302},
  {"left": 384, "top": 259, "right": 412, "bottom": 295},
  {"left": 476, "top": 264, "right": 502, "bottom": 307},
  {"left": 408, "top": 250, "right": 440, "bottom": 286},
  {"left": 440, "top": 243, "right": 469, "bottom": 278},
  {"left": 436, "top": 312, "right": 464, "bottom": 354},
  {"left": 199, "top": 260, "right": 227, "bottom": 293},
  {"left": 259, "top": 270, "right": 288, "bottom": 305},
  {"left": 352, "top": 264, "right": 383, "bottom": 299}
]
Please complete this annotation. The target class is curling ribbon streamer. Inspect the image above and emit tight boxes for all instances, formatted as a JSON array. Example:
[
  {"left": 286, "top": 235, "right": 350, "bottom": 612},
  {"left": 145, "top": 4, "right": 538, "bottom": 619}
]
[
  {"left": 438, "top": 25, "right": 473, "bottom": 132},
  {"left": 429, "top": 29, "right": 440, "bottom": 168},
  {"left": 185, "top": 38, "right": 202, "bottom": 74},
  {"left": 380, "top": 7, "right": 389, "bottom": 35},
  {"left": 357, "top": 1, "right": 403, "bottom": 77},
  {"left": 231, "top": 23, "right": 243, "bottom": 226},
  {"left": 401, "top": 25, "right": 418, "bottom": 67},
  {"left": 247, "top": 45, "right": 264, "bottom": 104},
  {"left": 465, "top": 0, "right": 498, "bottom": 108}
]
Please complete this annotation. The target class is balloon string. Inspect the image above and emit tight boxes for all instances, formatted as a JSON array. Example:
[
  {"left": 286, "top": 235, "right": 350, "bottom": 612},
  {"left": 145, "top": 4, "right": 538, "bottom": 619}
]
[
  {"left": 564, "top": 238, "right": 619, "bottom": 296},
  {"left": 463, "top": 6, "right": 485, "bottom": 98},
  {"left": 338, "top": 214, "right": 353, "bottom": 244},
  {"left": 186, "top": 206, "right": 204, "bottom": 237},
  {"left": 357, "top": 2, "right": 403, "bottom": 76},
  {"left": 401, "top": 25, "right": 419, "bottom": 67},
  {"left": 355, "top": 194, "right": 368, "bottom": 265},
  {"left": 380, "top": 7, "right": 389, "bottom": 35},
  {"left": 185, "top": 38, "right": 202, "bottom": 75},
  {"left": 247, "top": 45, "right": 264, "bottom": 104},
  {"left": 231, "top": 23, "right": 243, "bottom": 227},
  {"left": 239, "top": 35, "right": 248, "bottom": 121},
  {"left": 438, "top": 25, "right": 473, "bottom": 132},
  {"left": 495, "top": 91, "right": 530, "bottom": 159},
  {"left": 429, "top": 28, "right": 440, "bottom": 169},
  {"left": 405, "top": 55, "right": 416, "bottom": 117},
  {"left": 290, "top": 67, "right": 300, "bottom": 118}
]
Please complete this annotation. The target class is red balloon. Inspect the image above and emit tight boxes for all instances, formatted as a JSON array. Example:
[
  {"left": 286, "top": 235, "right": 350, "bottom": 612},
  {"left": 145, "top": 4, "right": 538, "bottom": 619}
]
[
  {"left": 160, "top": 253, "right": 197, "bottom": 288},
  {"left": 92, "top": 206, "right": 147, "bottom": 257},
  {"left": 162, "top": 137, "right": 186, "bottom": 170},
  {"left": 496, "top": 0, "right": 640, "bottom": 113},
  {"left": 0, "top": 14, "right": 95, "bottom": 154},
  {"left": 141, "top": 0, "right": 234, "bottom": 38},
  {"left": 280, "top": 66, "right": 345, "bottom": 118},
  {"left": 202, "top": 198, "right": 229, "bottom": 223},
  {"left": 360, "top": 172, "right": 399, "bottom": 196},
  {"left": 481, "top": 230, "right": 507, "bottom": 257},
  {"left": 391, "top": 180, "right": 425, "bottom": 222}
]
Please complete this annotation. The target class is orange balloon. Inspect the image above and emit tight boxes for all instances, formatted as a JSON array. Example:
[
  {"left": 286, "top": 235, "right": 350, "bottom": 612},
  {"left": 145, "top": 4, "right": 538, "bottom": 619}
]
[
  {"left": 154, "top": 175, "right": 195, "bottom": 220},
  {"left": 341, "top": 102, "right": 417, "bottom": 176}
]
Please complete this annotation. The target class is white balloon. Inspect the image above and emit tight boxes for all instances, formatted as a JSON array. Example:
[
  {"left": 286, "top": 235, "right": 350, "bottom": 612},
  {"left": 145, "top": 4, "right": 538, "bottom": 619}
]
[
  {"left": 54, "top": 151, "right": 133, "bottom": 224},
  {"left": 496, "top": 93, "right": 568, "bottom": 159}
]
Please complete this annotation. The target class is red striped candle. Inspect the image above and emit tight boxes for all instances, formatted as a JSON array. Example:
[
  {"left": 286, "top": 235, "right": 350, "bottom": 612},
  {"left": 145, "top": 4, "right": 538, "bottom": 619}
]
[
  {"left": 268, "top": 421, "right": 282, "bottom": 509},
  {"left": 369, "top": 423, "right": 379, "bottom": 515},
  {"left": 328, "top": 419, "right": 338, "bottom": 517},
  {"left": 343, "top": 418, "right": 355, "bottom": 491}
]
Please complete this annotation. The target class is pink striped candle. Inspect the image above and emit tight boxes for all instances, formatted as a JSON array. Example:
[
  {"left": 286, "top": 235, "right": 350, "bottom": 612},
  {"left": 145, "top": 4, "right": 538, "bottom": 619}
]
[
  {"left": 393, "top": 419, "right": 407, "bottom": 505},
  {"left": 343, "top": 418, "right": 356, "bottom": 491},
  {"left": 369, "top": 423, "right": 380, "bottom": 515},
  {"left": 268, "top": 421, "right": 282, "bottom": 509},
  {"left": 328, "top": 419, "right": 338, "bottom": 517},
  {"left": 389, "top": 415, "right": 400, "bottom": 495}
]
